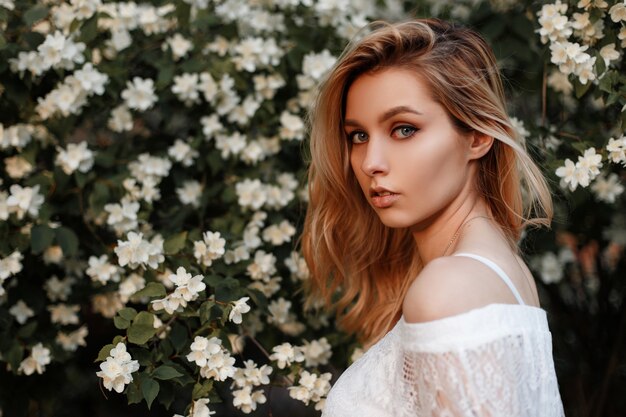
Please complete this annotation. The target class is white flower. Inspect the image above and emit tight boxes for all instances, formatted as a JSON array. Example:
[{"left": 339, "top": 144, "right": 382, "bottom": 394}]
[
  {"left": 164, "top": 33, "right": 193, "bottom": 61},
  {"left": 172, "top": 73, "right": 201, "bottom": 105},
  {"left": 9, "top": 299, "right": 35, "bottom": 324},
  {"left": 577, "top": 147, "right": 603, "bottom": 179},
  {"left": 119, "top": 273, "right": 146, "bottom": 303},
  {"left": 229, "top": 297, "right": 251, "bottom": 324},
  {"left": 288, "top": 370, "right": 331, "bottom": 407},
  {"left": 284, "top": 251, "right": 310, "bottom": 281},
  {"left": 301, "top": 337, "right": 332, "bottom": 367},
  {"left": 200, "top": 114, "right": 223, "bottom": 139},
  {"left": 177, "top": 180, "right": 203, "bottom": 207},
  {"left": 591, "top": 173, "right": 624, "bottom": 203},
  {"left": 104, "top": 196, "right": 140, "bottom": 235},
  {"left": 262, "top": 220, "right": 296, "bottom": 245},
  {"left": 599, "top": 43, "right": 620, "bottom": 66},
  {"left": 268, "top": 297, "right": 292, "bottom": 325},
  {"left": 114, "top": 231, "right": 164, "bottom": 269},
  {"left": 232, "top": 386, "right": 267, "bottom": 414},
  {"left": 56, "top": 325, "right": 88, "bottom": 351},
  {"left": 96, "top": 342, "right": 140, "bottom": 393},
  {"left": 231, "top": 359, "right": 272, "bottom": 388},
  {"left": 0, "top": 124, "right": 32, "bottom": 150},
  {"left": 609, "top": 2, "right": 626, "bottom": 22},
  {"left": 246, "top": 250, "right": 277, "bottom": 281},
  {"left": 193, "top": 231, "right": 226, "bottom": 267},
  {"left": 121, "top": 77, "right": 157, "bottom": 111},
  {"left": 86, "top": 254, "right": 122, "bottom": 284},
  {"left": 48, "top": 304, "right": 80, "bottom": 325},
  {"left": 73, "top": 63, "right": 108, "bottom": 95},
  {"left": 188, "top": 398, "right": 217, "bottom": 417},
  {"left": 269, "top": 342, "right": 304, "bottom": 369},
  {"left": 44, "top": 275, "right": 74, "bottom": 302},
  {"left": 301, "top": 49, "right": 336, "bottom": 81},
  {"left": 18, "top": 343, "right": 52, "bottom": 375},
  {"left": 168, "top": 138, "right": 198, "bottom": 166},
  {"left": 108, "top": 105, "right": 133, "bottom": 132},
  {"left": 6, "top": 184, "right": 44, "bottom": 219},
  {"left": 214, "top": 131, "right": 247, "bottom": 159},
  {"left": 4, "top": 156, "right": 34, "bottom": 179},
  {"left": 55, "top": 141, "right": 94, "bottom": 175},
  {"left": 152, "top": 267, "right": 205, "bottom": 314},
  {"left": 279, "top": 111, "right": 305, "bottom": 140},
  {"left": 0, "top": 251, "right": 23, "bottom": 281},
  {"left": 606, "top": 136, "right": 626, "bottom": 164},
  {"left": 236, "top": 178, "right": 267, "bottom": 210},
  {"left": 186, "top": 336, "right": 222, "bottom": 367},
  {"left": 534, "top": 252, "right": 563, "bottom": 284},
  {"left": 43, "top": 245, "right": 63, "bottom": 264},
  {"left": 547, "top": 70, "right": 573, "bottom": 95},
  {"left": 556, "top": 158, "right": 584, "bottom": 191}
]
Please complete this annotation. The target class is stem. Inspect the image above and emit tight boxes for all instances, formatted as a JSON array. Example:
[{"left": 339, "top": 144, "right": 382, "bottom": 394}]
[{"left": 542, "top": 61, "right": 547, "bottom": 127}]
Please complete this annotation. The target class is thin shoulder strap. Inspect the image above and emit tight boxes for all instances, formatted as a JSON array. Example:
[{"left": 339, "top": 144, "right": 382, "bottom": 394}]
[{"left": 453, "top": 252, "right": 526, "bottom": 306}]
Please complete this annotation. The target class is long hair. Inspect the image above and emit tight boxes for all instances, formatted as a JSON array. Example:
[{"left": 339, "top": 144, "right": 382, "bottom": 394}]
[{"left": 300, "top": 18, "right": 553, "bottom": 346}]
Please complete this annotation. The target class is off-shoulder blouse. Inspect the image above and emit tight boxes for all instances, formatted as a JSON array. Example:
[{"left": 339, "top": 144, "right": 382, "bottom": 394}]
[{"left": 321, "top": 253, "right": 565, "bottom": 417}]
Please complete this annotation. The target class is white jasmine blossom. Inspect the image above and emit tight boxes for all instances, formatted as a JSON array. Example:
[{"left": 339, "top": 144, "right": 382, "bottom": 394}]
[
  {"left": 177, "top": 180, "right": 203, "bottom": 207},
  {"left": 55, "top": 141, "right": 95, "bottom": 175},
  {"left": 86, "top": 254, "right": 122, "bottom": 284},
  {"left": 591, "top": 173, "right": 624, "bottom": 203},
  {"left": 18, "top": 343, "right": 52, "bottom": 375},
  {"left": 108, "top": 105, "right": 133, "bottom": 132},
  {"left": 164, "top": 33, "right": 193, "bottom": 61},
  {"left": 121, "top": 77, "right": 157, "bottom": 111},
  {"left": 6, "top": 184, "right": 44, "bottom": 220},
  {"left": 269, "top": 342, "right": 304, "bottom": 369},
  {"left": 4, "top": 156, "right": 34, "bottom": 179},
  {"left": 193, "top": 231, "right": 226, "bottom": 267},
  {"left": 96, "top": 342, "right": 140, "bottom": 393},
  {"left": 229, "top": 297, "right": 251, "bottom": 324},
  {"left": 48, "top": 304, "right": 80, "bottom": 325},
  {"left": 168, "top": 138, "right": 199, "bottom": 166},
  {"left": 9, "top": 299, "right": 35, "bottom": 324},
  {"left": 114, "top": 231, "right": 164, "bottom": 270},
  {"left": 56, "top": 325, "right": 88, "bottom": 351}
]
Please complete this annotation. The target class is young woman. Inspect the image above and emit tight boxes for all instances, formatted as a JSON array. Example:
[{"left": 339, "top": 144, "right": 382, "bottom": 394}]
[{"left": 301, "top": 19, "right": 565, "bottom": 416}]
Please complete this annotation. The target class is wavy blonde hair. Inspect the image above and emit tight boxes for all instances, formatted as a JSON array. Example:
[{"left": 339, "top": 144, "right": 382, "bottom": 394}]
[{"left": 300, "top": 18, "right": 553, "bottom": 346}]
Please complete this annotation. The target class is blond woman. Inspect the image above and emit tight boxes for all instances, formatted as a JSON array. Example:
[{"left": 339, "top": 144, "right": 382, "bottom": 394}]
[{"left": 301, "top": 18, "right": 566, "bottom": 417}]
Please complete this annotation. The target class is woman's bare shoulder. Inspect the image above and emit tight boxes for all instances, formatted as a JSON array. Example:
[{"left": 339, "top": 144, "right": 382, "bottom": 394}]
[{"left": 401, "top": 255, "right": 509, "bottom": 324}]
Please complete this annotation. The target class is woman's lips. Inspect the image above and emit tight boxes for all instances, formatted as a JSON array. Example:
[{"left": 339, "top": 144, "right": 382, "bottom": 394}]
[{"left": 371, "top": 192, "right": 399, "bottom": 208}]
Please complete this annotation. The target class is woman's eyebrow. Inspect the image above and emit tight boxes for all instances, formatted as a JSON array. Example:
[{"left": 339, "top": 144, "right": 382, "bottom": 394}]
[{"left": 344, "top": 105, "right": 423, "bottom": 127}]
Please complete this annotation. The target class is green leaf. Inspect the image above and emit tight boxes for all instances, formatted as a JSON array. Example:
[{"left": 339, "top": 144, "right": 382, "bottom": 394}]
[
  {"left": 127, "top": 380, "right": 142, "bottom": 404},
  {"left": 95, "top": 343, "right": 115, "bottom": 362},
  {"left": 5, "top": 343, "right": 24, "bottom": 373},
  {"left": 152, "top": 365, "right": 183, "bottom": 380},
  {"left": 127, "top": 312, "right": 157, "bottom": 345},
  {"left": 132, "top": 282, "right": 166, "bottom": 299},
  {"left": 118, "top": 307, "right": 138, "bottom": 321},
  {"left": 199, "top": 300, "right": 215, "bottom": 324},
  {"left": 114, "top": 316, "right": 131, "bottom": 330},
  {"left": 17, "top": 322, "right": 38, "bottom": 338},
  {"left": 141, "top": 378, "right": 160, "bottom": 409},
  {"left": 164, "top": 231, "right": 187, "bottom": 255},
  {"left": 78, "top": 15, "right": 98, "bottom": 43},
  {"left": 192, "top": 380, "right": 213, "bottom": 400},
  {"left": 574, "top": 79, "right": 592, "bottom": 98},
  {"left": 23, "top": 5, "right": 49, "bottom": 26},
  {"left": 31, "top": 225, "right": 55, "bottom": 254},
  {"left": 54, "top": 227, "right": 79, "bottom": 256}
]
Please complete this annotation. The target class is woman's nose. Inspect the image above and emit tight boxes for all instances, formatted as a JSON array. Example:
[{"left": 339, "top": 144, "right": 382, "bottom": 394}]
[{"left": 360, "top": 137, "right": 389, "bottom": 177}]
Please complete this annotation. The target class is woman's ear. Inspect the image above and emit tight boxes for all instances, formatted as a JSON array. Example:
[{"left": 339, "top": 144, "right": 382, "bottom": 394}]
[{"left": 467, "top": 131, "right": 494, "bottom": 160}]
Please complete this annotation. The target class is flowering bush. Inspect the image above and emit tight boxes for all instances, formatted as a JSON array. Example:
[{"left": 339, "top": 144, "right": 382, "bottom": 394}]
[{"left": 0, "top": 0, "right": 625, "bottom": 416}]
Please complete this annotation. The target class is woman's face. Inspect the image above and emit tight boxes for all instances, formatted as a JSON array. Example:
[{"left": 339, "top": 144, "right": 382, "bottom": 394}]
[{"left": 345, "top": 67, "right": 475, "bottom": 231}]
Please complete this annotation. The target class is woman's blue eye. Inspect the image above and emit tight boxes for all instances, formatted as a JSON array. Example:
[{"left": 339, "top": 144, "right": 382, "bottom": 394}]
[
  {"left": 348, "top": 131, "right": 368, "bottom": 143},
  {"left": 393, "top": 126, "right": 417, "bottom": 139}
]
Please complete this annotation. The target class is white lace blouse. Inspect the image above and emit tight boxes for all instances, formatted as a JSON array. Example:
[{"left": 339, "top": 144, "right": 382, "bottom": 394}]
[{"left": 321, "top": 253, "right": 566, "bottom": 417}]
